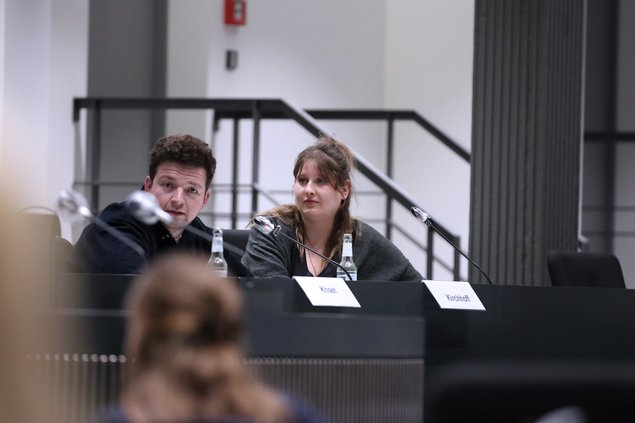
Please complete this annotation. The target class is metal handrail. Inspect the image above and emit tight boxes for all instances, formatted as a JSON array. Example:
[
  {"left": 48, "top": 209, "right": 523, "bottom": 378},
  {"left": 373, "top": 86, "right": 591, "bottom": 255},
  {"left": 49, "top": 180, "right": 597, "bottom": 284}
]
[
  {"left": 305, "top": 109, "right": 470, "bottom": 163},
  {"left": 73, "top": 97, "right": 467, "bottom": 280},
  {"left": 581, "top": 131, "right": 635, "bottom": 249},
  {"left": 584, "top": 131, "right": 635, "bottom": 142}
]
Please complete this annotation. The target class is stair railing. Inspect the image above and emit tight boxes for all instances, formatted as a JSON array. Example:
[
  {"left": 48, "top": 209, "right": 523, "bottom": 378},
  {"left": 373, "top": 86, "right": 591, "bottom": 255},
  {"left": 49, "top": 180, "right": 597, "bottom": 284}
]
[{"left": 73, "top": 97, "right": 469, "bottom": 280}]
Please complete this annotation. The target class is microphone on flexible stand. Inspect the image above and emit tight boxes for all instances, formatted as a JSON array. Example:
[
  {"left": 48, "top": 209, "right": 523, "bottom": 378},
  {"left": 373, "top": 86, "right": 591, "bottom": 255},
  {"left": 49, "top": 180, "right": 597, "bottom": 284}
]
[
  {"left": 252, "top": 215, "right": 355, "bottom": 282},
  {"left": 410, "top": 206, "right": 494, "bottom": 285},
  {"left": 123, "top": 190, "right": 173, "bottom": 226},
  {"left": 124, "top": 190, "right": 245, "bottom": 257},
  {"left": 56, "top": 189, "right": 145, "bottom": 257}
]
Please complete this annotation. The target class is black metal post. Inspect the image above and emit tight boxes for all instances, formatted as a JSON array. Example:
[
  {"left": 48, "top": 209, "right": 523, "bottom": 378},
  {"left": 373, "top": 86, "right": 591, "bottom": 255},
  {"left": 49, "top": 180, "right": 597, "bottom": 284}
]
[
  {"left": 251, "top": 101, "right": 261, "bottom": 215},
  {"left": 231, "top": 117, "right": 240, "bottom": 228},
  {"left": 426, "top": 229, "right": 434, "bottom": 280},
  {"left": 453, "top": 235, "right": 461, "bottom": 281},
  {"left": 385, "top": 116, "right": 394, "bottom": 240},
  {"left": 90, "top": 101, "right": 102, "bottom": 213}
]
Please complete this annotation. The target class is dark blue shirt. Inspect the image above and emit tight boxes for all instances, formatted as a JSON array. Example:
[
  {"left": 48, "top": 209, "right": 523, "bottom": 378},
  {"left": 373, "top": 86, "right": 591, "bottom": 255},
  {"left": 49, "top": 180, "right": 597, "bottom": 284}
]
[
  {"left": 93, "top": 394, "right": 333, "bottom": 423},
  {"left": 68, "top": 201, "right": 247, "bottom": 276}
]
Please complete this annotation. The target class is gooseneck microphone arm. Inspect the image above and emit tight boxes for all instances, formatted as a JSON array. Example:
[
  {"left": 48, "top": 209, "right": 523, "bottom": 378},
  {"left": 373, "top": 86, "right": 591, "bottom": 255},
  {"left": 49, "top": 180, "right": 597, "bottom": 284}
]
[
  {"left": 124, "top": 190, "right": 245, "bottom": 257},
  {"left": 90, "top": 217, "right": 146, "bottom": 257},
  {"left": 57, "top": 189, "right": 145, "bottom": 257},
  {"left": 252, "top": 216, "right": 355, "bottom": 282},
  {"left": 410, "top": 206, "right": 494, "bottom": 285}
]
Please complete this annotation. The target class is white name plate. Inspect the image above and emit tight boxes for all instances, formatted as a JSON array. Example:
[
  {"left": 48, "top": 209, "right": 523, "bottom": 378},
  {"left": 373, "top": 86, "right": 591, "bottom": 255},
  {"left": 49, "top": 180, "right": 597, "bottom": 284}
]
[
  {"left": 294, "top": 276, "right": 361, "bottom": 308},
  {"left": 423, "top": 280, "right": 486, "bottom": 311}
]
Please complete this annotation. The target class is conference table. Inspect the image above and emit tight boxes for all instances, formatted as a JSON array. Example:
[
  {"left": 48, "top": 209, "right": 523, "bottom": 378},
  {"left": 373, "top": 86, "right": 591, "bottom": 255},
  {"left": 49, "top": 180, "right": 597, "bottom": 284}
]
[{"left": 47, "top": 275, "right": 635, "bottom": 423}]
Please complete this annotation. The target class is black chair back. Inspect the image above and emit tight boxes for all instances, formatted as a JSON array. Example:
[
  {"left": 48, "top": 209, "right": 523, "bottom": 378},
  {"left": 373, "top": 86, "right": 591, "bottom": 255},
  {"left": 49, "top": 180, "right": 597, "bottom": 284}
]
[
  {"left": 223, "top": 229, "right": 249, "bottom": 255},
  {"left": 222, "top": 229, "right": 250, "bottom": 277},
  {"left": 427, "top": 361, "right": 635, "bottom": 423},
  {"left": 547, "top": 251, "right": 626, "bottom": 288}
]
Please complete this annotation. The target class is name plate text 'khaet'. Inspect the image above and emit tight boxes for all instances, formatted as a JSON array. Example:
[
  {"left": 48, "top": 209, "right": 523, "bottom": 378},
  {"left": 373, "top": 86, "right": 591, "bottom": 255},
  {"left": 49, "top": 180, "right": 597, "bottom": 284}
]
[{"left": 294, "top": 276, "right": 361, "bottom": 308}]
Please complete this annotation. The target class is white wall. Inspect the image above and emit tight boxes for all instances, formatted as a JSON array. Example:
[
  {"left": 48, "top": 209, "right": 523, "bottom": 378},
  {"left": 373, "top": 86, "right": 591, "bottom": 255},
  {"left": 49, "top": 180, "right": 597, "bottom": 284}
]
[
  {"left": 0, "top": 0, "right": 473, "bottom": 278},
  {"left": 385, "top": 0, "right": 474, "bottom": 278},
  {"left": 167, "top": 0, "right": 388, "bottom": 183},
  {"left": 166, "top": 0, "right": 475, "bottom": 279},
  {"left": 0, "top": 0, "right": 4, "bottom": 153},
  {"left": 166, "top": 0, "right": 215, "bottom": 139},
  {"left": 50, "top": 0, "right": 89, "bottom": 240},
  {"left": 1, "top": 0, "right": 52, "bottom": 208},
  {"left": 0, "top": 0, "right": 88, "bottom": 239}
]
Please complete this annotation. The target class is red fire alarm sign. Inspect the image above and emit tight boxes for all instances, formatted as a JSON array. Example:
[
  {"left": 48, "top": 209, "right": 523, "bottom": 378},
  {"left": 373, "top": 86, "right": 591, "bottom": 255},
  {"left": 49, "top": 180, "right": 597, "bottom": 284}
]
[{"left": 224, "top": 0, "right": 246, "bottom": 25}]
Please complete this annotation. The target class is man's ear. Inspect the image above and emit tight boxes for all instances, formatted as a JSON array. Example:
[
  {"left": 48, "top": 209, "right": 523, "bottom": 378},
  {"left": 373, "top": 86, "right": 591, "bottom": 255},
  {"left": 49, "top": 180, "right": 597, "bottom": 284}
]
[
  {"left": 202, "top": 188, "right": 212, "bottom": 206},
  {"left": 143, "top": 176, "right": 152, "bottom": 192}
]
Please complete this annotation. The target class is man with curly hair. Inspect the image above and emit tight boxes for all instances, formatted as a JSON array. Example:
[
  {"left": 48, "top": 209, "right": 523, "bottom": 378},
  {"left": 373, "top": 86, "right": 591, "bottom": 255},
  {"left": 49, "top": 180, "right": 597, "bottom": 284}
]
[{"left": 69, "top": 134, "right": 246, "bottom": 276}]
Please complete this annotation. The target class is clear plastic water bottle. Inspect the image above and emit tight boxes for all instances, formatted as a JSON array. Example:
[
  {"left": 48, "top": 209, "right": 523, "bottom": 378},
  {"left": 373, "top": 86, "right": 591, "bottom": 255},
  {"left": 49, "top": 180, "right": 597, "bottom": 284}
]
[
  {"left": 207, "top": 228, "right": 228, "bottom": 278},
  {"left": 336, "top": 233, "right": 357, "bottom": 281}
]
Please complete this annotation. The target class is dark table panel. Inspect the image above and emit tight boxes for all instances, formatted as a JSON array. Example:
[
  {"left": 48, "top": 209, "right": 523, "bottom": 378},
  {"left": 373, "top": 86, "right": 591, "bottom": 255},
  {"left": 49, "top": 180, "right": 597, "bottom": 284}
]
[
  {"left": 53, "top": 274, "right": 635, "bottom": 422},
  {"left": 55, "top": 274, "right": 635, "bottom": 362}
]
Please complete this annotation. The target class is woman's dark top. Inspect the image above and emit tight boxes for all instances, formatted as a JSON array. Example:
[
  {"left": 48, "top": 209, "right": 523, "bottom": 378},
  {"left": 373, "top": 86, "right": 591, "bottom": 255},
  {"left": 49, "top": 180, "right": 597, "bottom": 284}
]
[{"left": 242, "top": 217, "right": 423, "bottom": 281}]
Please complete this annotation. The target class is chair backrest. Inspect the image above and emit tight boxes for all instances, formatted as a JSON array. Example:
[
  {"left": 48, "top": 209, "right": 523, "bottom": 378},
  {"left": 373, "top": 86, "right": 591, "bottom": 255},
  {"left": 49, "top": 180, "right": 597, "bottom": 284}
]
[
  {"left": 55, "top": 236, "right": 75, "bottom": 272},
  {"left": 223, "top": 229, "right": 250, "bottom": 255},
  {"left": 16, "top": 207, "right": 77, "bottom": 274},
  {"left": 426, "top": 361, "right": 635, "bottom": 423},
  {"left": 18, "top": 206, "right": 61, "bottom": 240},
  {"left": 221, "top": 229, "right": 251, "bottom": 277},
  {"left": 546, "top": 251, "right": 626, "bottom": 288},
  {"left": 17, "top": 207, "right": 62, "bottom": 272}
]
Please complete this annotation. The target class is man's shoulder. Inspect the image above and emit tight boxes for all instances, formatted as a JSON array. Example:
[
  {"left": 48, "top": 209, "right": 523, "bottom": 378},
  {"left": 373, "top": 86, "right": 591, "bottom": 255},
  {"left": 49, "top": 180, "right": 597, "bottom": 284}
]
[
  {"left": 95, "top": 201, "right": 157, "bottom": 238},
  {"left": 190, "top": 216, "right": 212, "bottom": 232},
  {"left": 97, "top": 201, "right": 131, "bottom": 221}
]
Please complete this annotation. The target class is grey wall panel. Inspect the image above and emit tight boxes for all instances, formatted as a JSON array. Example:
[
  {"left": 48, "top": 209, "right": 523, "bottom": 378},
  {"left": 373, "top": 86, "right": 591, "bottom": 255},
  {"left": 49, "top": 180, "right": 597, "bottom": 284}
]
[
  {"left": 86, "top": 0, "right": 167, "bottom": 210},
  {"left": 470, "top": 0, "right": 585, "bottom": 286}
]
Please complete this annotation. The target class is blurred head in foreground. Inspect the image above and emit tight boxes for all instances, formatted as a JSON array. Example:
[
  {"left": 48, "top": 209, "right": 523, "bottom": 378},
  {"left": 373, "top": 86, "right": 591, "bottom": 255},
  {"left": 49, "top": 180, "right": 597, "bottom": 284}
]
[
  {"left": 122, "top": 253, "right": 291, "bottom": 423},
  {"left": 0, "top": 180, "right": 56, "bottom": 422}
]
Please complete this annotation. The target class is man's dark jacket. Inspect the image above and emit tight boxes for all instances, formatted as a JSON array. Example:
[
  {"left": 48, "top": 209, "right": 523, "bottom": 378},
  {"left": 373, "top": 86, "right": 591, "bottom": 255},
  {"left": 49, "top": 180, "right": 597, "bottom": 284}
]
[{"left": 68, "top": 202, "right": 247, "bottom": 276}]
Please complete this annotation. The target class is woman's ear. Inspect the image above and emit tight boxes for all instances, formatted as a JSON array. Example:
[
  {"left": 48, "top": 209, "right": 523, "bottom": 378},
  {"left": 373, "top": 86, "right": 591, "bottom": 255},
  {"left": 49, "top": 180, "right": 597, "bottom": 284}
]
[{"left": 341, "top": 179, "right": 351, "bottom": 200}]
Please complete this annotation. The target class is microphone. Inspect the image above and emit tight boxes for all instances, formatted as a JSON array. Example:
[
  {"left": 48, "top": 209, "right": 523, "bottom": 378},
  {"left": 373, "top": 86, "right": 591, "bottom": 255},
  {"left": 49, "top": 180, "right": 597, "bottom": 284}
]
[
  {"left": 124, "top": 190, "right": 173, "bottom": 225},
  {"left": 57, "top": 189, "right": 94, "bottom": 220},
  {"left": 410, "top": 206, "right": 494, "bottom": 285},
  {"left": 124, "top": 190, "right": 245, "bottom": 257},
  {"left": 56, "top": 189, "right": 145, "bottom": 257},
  {"left": 252, "top": 215, "right": 355, "bottom": 282},
  {"left": 410, "top": 206, "right": 431, "bottom": 225}
]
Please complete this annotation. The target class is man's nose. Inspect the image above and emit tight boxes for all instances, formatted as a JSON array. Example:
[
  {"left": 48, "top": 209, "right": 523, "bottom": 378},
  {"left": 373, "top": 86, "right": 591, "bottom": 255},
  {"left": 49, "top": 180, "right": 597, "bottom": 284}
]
[{"left": 171, "top": 187, "right": 185, "bottom": 203}]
